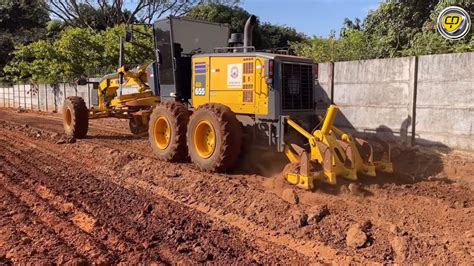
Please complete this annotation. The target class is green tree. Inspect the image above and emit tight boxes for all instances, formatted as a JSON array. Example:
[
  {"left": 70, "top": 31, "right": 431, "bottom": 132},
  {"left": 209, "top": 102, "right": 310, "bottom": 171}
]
[
  {"left": 4, "top": 25, "right": 154, "bottom": 83},
  {"left": 0, "top": 0, "right": 49, "bottom": 79},
  {"left": 187, "top": 3, "right": 305, "bottom": 50},
  {"left": 363, "top": 0, "right": 439, "bottom": 57},
  {"left": 256, "top": 23, "right": 306, "bottom": 50},
  {"left": 292, "top": 0, "right": 473, "bottom": 62},
  {"left": 403, "top": 0, "right": 473, "bottom": 56},
  {"left": 186, "top": 3, "right": 249, "bottom": 33},
  {"left": 292, "top": 29, "right": 372, "bottom": 62},
  {"left": 45, "top": 0, "right": 239, "bottom": 29}
]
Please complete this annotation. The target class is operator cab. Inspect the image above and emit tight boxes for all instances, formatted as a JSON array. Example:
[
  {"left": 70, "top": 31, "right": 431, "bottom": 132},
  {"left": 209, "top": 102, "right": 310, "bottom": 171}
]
[{"left": 152, "top": 17, "right": 230, "bottom": 103}]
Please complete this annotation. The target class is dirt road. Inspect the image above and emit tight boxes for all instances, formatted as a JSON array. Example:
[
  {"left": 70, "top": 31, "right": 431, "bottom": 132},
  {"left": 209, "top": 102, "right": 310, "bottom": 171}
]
[{"left": 1, "top": 108, "right": 473, "bottom": 264}]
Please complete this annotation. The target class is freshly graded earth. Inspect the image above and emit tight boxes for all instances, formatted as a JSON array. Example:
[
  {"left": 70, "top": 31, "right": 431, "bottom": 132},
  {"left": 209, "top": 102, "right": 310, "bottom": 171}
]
[{"left": 1, "top": 108, "right": 473, "bottom": 264}]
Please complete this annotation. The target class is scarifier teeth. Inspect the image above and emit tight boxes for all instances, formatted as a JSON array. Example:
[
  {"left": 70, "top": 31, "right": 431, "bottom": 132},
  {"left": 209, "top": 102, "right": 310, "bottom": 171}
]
[{"left": 283, "top": 105, "right": 393, "bottom": 190}]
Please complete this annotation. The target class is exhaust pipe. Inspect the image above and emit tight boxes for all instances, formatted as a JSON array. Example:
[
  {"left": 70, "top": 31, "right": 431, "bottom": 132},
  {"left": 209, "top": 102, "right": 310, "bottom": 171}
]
[{"left": 243, "top": 15, "right": 257, "bottom": 52}]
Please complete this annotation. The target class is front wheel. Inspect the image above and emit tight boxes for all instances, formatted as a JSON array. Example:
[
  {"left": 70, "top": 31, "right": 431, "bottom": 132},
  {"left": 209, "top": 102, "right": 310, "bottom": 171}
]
[{"left": 63, "top": 96, "right": 89, "bottom": 138}]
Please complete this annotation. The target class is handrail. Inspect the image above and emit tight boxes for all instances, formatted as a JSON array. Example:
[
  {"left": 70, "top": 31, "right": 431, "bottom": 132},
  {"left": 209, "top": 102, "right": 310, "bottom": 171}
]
[{"left": 213, "top": 46, "right": 256, "bottom": 53}]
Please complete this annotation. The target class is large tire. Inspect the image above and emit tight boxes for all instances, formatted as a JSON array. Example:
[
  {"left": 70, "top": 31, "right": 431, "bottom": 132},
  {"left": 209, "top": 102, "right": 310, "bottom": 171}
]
[
  {"left": 187, "top": 103, "right": 242, "bottom": 172},
  {"left": 63, "top": 96, "right": 89, "bottom": 138},
  {"left": 148, "top": 102, "right": 189, "bottom": 162}
]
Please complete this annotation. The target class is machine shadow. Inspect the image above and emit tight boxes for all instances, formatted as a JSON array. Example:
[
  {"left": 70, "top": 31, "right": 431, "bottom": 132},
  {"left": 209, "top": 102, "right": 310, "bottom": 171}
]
[
  {"left": 88, "top": 134, "right": 144, "bottom": 141},
  {"left": 333, "top": 109, "right": 452, "bottom": 185}
]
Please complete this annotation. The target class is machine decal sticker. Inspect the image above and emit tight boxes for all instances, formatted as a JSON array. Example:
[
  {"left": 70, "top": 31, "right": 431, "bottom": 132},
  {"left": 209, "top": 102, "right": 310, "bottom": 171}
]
[
  {"left": 194, "top": 74, "right": 206, "bottom": 96},
  {"left": 194, "top": 62, "right": 207, "bottom": 74},
  {"left": 195, "top": 87, "right": 206, "bottom": 96},
  {"left": 227, "top": 64, "right": 243, "bottom": 88}
]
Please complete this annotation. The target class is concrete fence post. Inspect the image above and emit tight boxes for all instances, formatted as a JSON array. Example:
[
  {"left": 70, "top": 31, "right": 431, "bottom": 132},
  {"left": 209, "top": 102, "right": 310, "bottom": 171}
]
[
  {"left": 18, "top": 83, "right": 20, "bottom": 107},
  {"left": 411, "top": 56, "right": 419, "bottom": 147},
  {"left": 17, "top": 83, "right": 19, "bottom": 107},
  {"left": 30, "top": 84, "right": 33, "bottom": 110},
  {"left": 87, "top": 83, "right": 91, "bottom": 108},
  {"left": 37, "top": 84, "right": 40, "bottom": 110},
  {"left": 407, "top": 56, "right": 419, "bottom": 146},
  {"left": 45, "top": 84, "right": 48, "bottom": 112},
  {"left": 23, "top": 82, "right": 26, "bottom": 108},
  {"left": 329, "top": 61, "right": 335, "bottom": 103}
]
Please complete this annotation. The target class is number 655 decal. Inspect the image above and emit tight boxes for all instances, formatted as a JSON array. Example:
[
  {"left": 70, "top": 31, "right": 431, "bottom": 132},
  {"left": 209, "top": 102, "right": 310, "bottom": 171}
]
[{"left": 194, "top": 87, "right": 206, "bottom": 96}]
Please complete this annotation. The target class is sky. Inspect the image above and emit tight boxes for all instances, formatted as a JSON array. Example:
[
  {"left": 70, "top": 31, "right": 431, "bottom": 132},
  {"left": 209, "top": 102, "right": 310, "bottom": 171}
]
[{"left": 240, "top": 0, "right": 381, "bottom": 37}]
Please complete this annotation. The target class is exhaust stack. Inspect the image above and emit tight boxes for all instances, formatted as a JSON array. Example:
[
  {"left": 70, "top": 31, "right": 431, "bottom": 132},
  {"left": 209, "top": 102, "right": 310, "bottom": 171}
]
[{"left": 243, "top": 15, "right": 257, "bottom": 52}]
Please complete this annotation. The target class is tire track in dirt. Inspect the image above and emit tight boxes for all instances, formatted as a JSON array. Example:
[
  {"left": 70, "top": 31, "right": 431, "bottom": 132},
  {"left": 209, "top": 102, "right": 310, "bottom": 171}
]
[
  {"left": 0, "top": 121, "right": 380, "bottom": 264},
  {"left": 1, "top": 109, "right": 131, "bottom": 135},
  {"left": 0, "top": 125, "right": 356, "bottom": 263},
  {"left": 0, "top": 186, "right": 87, "bottom": 264},
  {"left": 0, "top": 140, "right": 206, "bottom": 264},
  {"left": 1, "top": 108, "right": 473, "bottom": 264},
  {"left": 0, "top": 141, "right": 194, "bottom": 264},
  {"left": 0, "top": 168, "right": 115, "bottom": 263},
  {"left": 0, "top": 129, "right": 308, "bottom": 264}
]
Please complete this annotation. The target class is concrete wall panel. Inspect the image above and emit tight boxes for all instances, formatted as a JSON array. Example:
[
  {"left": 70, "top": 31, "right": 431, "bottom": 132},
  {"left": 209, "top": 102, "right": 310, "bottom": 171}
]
[
  {"left": 416, "top": 52, "right": 473, "bottom": 150},
  {"left": 331, "top": 56, "right": 415, "bottom": 145}
]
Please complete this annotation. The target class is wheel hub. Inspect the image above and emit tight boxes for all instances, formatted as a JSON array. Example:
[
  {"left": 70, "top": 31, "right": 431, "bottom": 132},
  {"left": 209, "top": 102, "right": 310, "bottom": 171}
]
[
  {"left": 65, "top": 108, "right": 72, "bottom": 128},
  {"left": 194, "top": 120, "right": 216, "bottom": 159},
  {"left": 154, "top": 117, "right": 171, "bottom": 149}
]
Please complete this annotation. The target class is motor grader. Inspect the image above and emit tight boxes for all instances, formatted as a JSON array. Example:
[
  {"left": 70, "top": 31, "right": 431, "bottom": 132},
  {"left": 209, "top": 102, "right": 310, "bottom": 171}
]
[{"left": 62, "top": 15, "right": 392, "bottom": 190}]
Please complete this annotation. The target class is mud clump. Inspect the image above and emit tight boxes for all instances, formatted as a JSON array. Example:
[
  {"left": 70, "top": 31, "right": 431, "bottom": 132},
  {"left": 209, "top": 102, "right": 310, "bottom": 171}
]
[
  {"left": 391, "top": 236, "right": 408, "bottom": 262},
  {"left": 346, "top": 224, "right": 368, "bottom": 249},
  {"left": 16, "top": 107, "right": 26, "bottom": 113},
  {"left": 291, "top": 210, "right": 308, "bottom": 228},
  {"left": 307, "top": 204, "right": 329, "bottom": 224},
  {"left": 56, "top": 136, "right": 76, "bottom": 144},
  {"left": 281, "top": 188, "right": 299, "bottom": 204}
]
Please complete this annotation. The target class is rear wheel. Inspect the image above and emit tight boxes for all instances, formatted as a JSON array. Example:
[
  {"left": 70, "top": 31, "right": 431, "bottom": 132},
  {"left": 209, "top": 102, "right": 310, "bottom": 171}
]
[
  {"left": 148, "top": 102, "right": 189, "bottom": 161},
  {"left": 187, "top": 103, "right": 242, "bottom": 172},
  {"left": 63, "top": 96, "right": 89, "bottom": 138}
]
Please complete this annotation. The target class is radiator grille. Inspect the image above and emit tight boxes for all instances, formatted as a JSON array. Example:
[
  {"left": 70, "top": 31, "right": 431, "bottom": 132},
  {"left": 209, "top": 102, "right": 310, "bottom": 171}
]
[{"left": 281, "top": 63, "right": 313, "bottom": 110}]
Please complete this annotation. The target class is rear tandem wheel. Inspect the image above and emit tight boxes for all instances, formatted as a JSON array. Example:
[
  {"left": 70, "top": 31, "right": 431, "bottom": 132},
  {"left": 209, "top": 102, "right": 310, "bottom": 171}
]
[
  {"left": 148, "top": 102, "right": 190, "bottom": 161},
  {"left": 187, "top": 103, "right": 242, "bottom": 172}
]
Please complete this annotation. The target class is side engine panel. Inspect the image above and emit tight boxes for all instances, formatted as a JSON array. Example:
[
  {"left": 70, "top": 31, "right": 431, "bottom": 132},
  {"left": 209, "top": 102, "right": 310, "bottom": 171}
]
[{"left": 191, "top": 55, "right": 269, "bottom": 116}]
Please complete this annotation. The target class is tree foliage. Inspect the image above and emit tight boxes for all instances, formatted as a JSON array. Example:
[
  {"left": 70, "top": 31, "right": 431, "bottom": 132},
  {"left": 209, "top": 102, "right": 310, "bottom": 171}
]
[
  {"left": 4, "top": 25, "right": 154, "bottom": 83},
  {"left": 186, "top": 3, "right": 305, "bottom": 50},
  {"left": 292, "top": 0, "right": 473, "bottom": 62},
  {"left": 0, "top": 0, "right": 50, "bottom": 78},
  {"left": 45, "top": 0, "right": 239, "bottom": 30},
  {"left": 3, "top": 0, "right": 473, "bottom": 83}
]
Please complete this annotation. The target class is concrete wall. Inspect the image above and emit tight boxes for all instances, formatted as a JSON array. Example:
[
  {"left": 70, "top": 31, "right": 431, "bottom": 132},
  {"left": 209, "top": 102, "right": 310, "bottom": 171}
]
[
  {"left": 0, "top": 83, "right": 92, "bottom": 113},
  {"left": 318, "top": 57, "right": 416, "bottom": 145},
  {"left": 316, "top": 52, "right": 473, "bottom": 150},
  {"left": 416, "top": 53, "right": 473, "bottom": 150}
]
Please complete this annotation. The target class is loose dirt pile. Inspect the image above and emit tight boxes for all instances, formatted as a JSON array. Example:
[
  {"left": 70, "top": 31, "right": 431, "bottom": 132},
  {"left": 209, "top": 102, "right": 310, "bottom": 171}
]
[{"left": 0, "top": 108, "right": 473, "bottom": 264}]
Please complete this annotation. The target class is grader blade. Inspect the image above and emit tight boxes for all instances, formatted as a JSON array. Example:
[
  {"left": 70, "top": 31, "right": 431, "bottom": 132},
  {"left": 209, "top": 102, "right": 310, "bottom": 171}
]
[{"left": 283, "top": 104, "right": 393, "bottom": 190}]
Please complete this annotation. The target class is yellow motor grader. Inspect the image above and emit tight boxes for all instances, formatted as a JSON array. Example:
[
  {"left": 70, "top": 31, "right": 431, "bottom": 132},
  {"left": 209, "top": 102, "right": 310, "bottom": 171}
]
[{"left": 62, "top": 15, "right": 392, "bottom": 190}]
